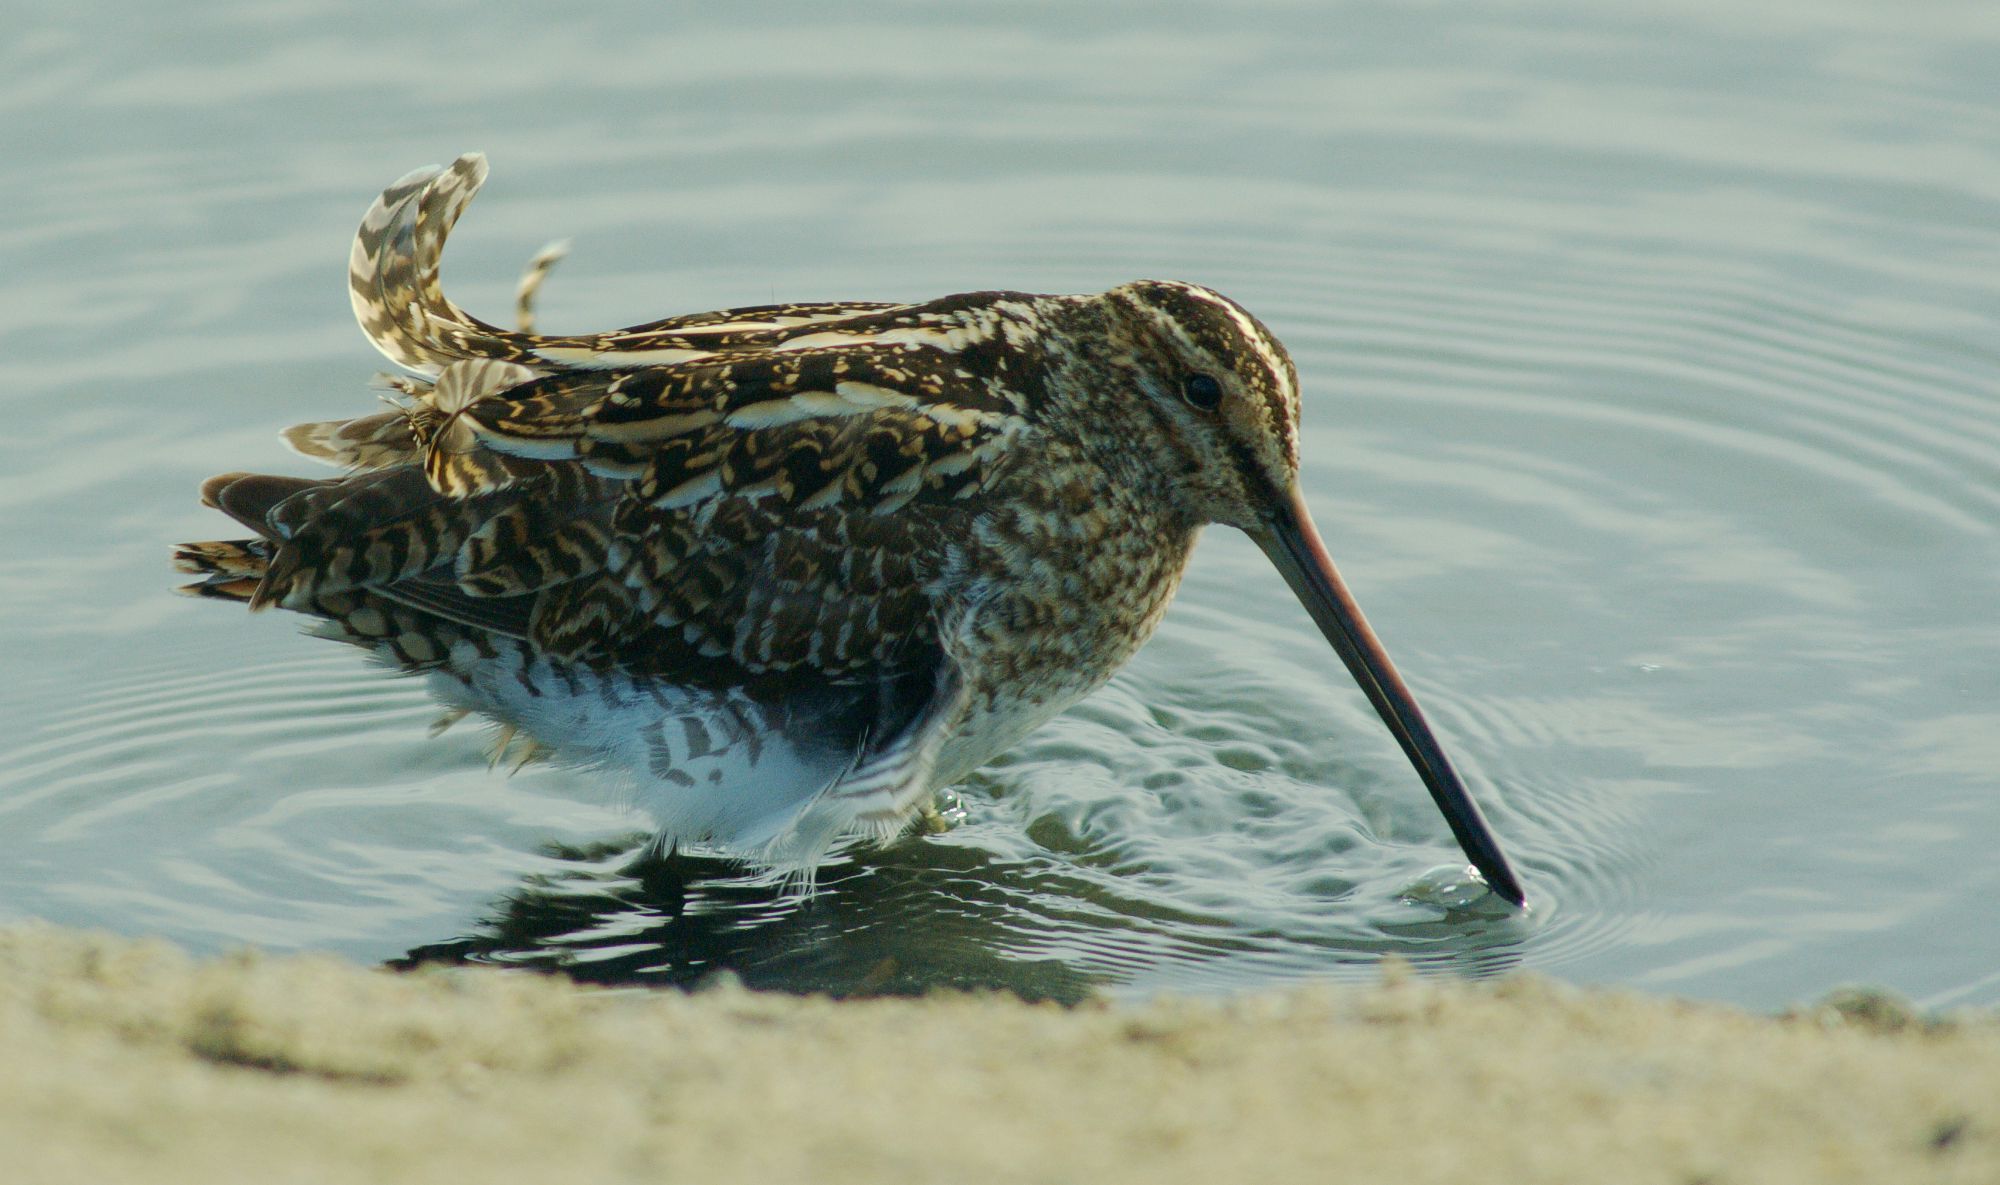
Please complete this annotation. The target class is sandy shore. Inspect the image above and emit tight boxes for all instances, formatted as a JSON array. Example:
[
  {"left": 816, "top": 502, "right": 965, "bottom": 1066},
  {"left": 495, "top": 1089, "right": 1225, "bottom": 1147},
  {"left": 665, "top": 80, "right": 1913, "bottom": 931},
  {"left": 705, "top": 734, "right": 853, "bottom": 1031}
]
[{"left": 2, "top": 924, "right": 1992, "bottom": 1184}]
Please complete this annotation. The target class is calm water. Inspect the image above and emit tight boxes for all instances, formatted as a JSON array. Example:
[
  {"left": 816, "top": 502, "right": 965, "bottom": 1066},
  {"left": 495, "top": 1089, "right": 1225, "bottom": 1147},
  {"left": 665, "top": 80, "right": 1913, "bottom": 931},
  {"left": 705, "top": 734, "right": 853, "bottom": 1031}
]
[{"left": 2, "top": 0, "right": 1997, "bottom": 1009}]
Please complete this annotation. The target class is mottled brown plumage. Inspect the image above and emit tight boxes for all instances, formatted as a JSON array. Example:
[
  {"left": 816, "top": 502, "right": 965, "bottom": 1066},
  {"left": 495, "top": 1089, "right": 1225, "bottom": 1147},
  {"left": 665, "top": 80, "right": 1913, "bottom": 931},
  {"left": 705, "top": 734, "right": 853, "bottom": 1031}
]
[{"left": 175, "top": 154, "right": 1524, "bottom": 902}]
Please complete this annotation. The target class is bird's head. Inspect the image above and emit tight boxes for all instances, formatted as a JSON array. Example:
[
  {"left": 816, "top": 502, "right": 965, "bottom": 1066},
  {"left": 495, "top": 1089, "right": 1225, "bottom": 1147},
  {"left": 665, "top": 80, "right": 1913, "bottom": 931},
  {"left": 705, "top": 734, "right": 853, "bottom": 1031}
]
[
  {"left": 1093, "top": 279, "right": 1526, "bottom": 906},
  {"left": 1098, "top": 279, "right": 1302, "bottom": 532}
]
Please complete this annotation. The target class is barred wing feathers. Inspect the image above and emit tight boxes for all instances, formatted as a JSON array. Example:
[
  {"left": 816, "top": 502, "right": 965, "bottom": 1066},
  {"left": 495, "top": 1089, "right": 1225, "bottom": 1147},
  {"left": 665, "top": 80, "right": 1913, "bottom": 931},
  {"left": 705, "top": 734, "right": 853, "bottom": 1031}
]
[
  {"left": 347, "top": 152, "right": 909, "bottom": 377},
  {"left": 180, "top": 153, "right": 1058, "bottom": 859}
]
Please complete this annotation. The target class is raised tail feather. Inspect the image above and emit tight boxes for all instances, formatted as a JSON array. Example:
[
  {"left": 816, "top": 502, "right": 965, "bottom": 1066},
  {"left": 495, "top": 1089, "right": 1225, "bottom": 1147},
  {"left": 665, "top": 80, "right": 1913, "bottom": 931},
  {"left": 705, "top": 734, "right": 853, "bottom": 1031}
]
[
  {"left": 348, "top": 153, "right": 574, "bottom": 375},
  {"left": 348, "top": 154, "right": 502, "bottom": 374}
]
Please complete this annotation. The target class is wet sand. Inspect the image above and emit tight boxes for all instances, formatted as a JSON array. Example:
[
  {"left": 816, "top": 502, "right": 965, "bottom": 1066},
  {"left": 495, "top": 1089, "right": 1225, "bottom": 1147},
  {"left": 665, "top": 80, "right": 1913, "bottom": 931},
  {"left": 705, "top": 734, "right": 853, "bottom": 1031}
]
[{"left": 2, "top": 923, "right": 1992, "bottom": 1184}]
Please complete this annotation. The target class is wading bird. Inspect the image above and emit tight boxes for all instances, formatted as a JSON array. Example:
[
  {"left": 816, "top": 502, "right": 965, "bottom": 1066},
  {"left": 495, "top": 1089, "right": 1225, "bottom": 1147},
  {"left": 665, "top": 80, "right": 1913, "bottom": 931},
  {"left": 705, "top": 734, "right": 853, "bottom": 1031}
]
[{"left": 176, "top": 155, "right": 1524, "bottom": 906}]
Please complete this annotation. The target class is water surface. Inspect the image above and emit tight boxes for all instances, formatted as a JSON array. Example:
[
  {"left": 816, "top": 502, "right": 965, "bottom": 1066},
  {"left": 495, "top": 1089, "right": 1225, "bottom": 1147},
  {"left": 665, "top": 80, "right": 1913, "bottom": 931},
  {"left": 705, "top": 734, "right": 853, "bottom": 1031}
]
[{"left": 3, "top": 0, "right": 1998, "bottom": 1008}]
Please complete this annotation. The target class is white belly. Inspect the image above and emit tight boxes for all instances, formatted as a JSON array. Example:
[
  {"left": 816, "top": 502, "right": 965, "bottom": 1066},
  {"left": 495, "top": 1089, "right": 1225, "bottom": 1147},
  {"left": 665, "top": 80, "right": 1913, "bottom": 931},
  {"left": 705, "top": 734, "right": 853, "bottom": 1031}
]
[{"left": 425, "top": 640, "right": 864, "bottom": 864}]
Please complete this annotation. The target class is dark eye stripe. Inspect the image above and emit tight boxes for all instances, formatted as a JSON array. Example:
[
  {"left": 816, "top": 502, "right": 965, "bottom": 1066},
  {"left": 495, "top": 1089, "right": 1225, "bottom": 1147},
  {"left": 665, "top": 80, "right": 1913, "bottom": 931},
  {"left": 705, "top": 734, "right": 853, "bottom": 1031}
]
[{"left": 1181, "top": 373, "right": 1223, "bottom": 410}]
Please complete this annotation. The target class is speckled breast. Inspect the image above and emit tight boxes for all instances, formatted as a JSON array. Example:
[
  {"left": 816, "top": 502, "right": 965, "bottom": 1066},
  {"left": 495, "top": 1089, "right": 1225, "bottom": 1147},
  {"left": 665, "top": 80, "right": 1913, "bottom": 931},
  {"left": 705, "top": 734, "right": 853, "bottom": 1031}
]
[{"left": 933, "top": 446, "right": 1201, "bottom": 784}]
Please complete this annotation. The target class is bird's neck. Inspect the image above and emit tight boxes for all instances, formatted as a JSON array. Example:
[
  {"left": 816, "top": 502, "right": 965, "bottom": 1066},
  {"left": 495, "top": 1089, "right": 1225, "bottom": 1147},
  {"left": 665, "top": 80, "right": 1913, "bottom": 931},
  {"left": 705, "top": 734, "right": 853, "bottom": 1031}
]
[{"left": 1022, "top": 296, "right": 1202, "bottom": 532}]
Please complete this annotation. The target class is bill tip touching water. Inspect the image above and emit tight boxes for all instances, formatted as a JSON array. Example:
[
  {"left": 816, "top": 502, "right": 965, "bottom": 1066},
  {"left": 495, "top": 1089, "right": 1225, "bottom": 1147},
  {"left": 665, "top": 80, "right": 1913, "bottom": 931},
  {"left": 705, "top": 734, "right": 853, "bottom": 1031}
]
[{"left": 173, "top": 152, "right": 1526, "bottom": 909}]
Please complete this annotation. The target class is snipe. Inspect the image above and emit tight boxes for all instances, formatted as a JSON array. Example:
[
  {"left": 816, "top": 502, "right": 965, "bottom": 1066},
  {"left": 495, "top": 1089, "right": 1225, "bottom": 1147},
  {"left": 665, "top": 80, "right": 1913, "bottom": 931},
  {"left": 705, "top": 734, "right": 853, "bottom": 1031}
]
[{"left": 176, "top": 154, "right": 1525, "bottom": 905}]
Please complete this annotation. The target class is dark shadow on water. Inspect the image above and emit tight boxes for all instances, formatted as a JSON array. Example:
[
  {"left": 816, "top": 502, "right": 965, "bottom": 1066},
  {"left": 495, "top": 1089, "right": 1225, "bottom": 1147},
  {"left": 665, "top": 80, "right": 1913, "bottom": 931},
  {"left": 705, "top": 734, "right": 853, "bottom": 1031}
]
[
  {"left": 391, "top": 837, "right": 1109, "bottom": 1003},
  {"left": 390, "top": 831, "right": 1534, "bottom": 1001}
]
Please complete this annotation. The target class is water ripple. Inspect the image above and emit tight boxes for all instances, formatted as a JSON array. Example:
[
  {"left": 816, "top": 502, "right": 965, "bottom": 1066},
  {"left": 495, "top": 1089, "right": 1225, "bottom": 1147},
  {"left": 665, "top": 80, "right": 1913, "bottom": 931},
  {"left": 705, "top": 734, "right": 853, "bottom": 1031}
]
[{"left": 2, "top": 0, "right": 1998, "bottom": 1009}]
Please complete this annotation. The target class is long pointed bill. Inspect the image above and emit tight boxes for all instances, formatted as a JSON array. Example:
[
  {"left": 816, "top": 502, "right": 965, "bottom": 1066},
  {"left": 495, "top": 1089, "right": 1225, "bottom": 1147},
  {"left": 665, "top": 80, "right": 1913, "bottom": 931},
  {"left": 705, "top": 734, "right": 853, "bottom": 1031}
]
[{"left": 1253, "top": 487, "right": 1526, "bottom": 907}]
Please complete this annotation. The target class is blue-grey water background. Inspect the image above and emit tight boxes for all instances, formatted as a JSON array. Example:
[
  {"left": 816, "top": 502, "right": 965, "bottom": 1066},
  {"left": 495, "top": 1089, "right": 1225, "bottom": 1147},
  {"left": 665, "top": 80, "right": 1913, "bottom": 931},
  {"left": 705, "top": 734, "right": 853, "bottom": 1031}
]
[{"left": 2, "top": 0, "right": 1997, "bottom": 1008}]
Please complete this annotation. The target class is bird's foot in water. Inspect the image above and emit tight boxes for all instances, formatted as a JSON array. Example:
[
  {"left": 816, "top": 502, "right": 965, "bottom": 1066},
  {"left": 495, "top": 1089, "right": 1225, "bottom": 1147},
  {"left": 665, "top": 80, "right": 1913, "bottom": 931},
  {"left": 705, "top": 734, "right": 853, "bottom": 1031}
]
[{"left": 913, "top": 787, "right": 968, "bottom": 835}]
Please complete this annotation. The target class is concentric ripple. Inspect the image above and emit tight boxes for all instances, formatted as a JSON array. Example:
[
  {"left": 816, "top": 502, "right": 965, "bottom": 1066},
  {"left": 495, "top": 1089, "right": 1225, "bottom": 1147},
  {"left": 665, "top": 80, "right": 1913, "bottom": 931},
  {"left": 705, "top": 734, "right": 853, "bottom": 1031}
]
[{"left": 2, "top": 0, "right": 1998, "bottom": 1008}]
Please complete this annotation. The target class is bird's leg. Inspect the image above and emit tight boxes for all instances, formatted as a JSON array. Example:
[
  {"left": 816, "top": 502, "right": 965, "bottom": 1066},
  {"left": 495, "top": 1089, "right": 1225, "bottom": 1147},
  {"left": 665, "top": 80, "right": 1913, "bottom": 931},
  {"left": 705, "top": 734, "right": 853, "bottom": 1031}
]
[{"left": 913, "top": 787, "right": 967, "bottom": 835}]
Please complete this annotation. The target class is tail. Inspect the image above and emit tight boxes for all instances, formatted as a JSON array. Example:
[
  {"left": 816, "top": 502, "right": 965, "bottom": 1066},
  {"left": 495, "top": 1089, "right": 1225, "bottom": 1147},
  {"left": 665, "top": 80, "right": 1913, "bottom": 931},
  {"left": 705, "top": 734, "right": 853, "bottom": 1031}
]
[
  {"left": 173, "top": 468, "right": 544, "bottom": 673},
  {"left": 171, "top": 472, "right": 318, "bottom": 602},
  {"left": 171, "top": 538, "right": 272, "bottom": 602}
]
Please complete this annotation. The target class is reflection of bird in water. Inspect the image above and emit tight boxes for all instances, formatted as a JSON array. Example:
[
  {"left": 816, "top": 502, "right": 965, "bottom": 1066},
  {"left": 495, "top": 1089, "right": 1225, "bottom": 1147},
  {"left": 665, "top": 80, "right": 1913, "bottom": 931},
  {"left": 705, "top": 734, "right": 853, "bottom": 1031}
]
[
  {"left": 390, "top": 835, "right": 1526, "bottom": 1001},
  {"left": 176, "top": 154, "right": 1523, "bottom": 905},
  {"left": 391, "top": 839, "right": 1110, "bottom": 1002}
]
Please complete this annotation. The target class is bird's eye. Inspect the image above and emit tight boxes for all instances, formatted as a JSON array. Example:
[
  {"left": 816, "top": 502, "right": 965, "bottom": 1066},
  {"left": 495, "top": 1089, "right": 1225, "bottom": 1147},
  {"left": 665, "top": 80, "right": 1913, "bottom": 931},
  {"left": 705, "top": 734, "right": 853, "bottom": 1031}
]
[{"left": 1181, "top": 373, "right": 1224, "bottom": 411}]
